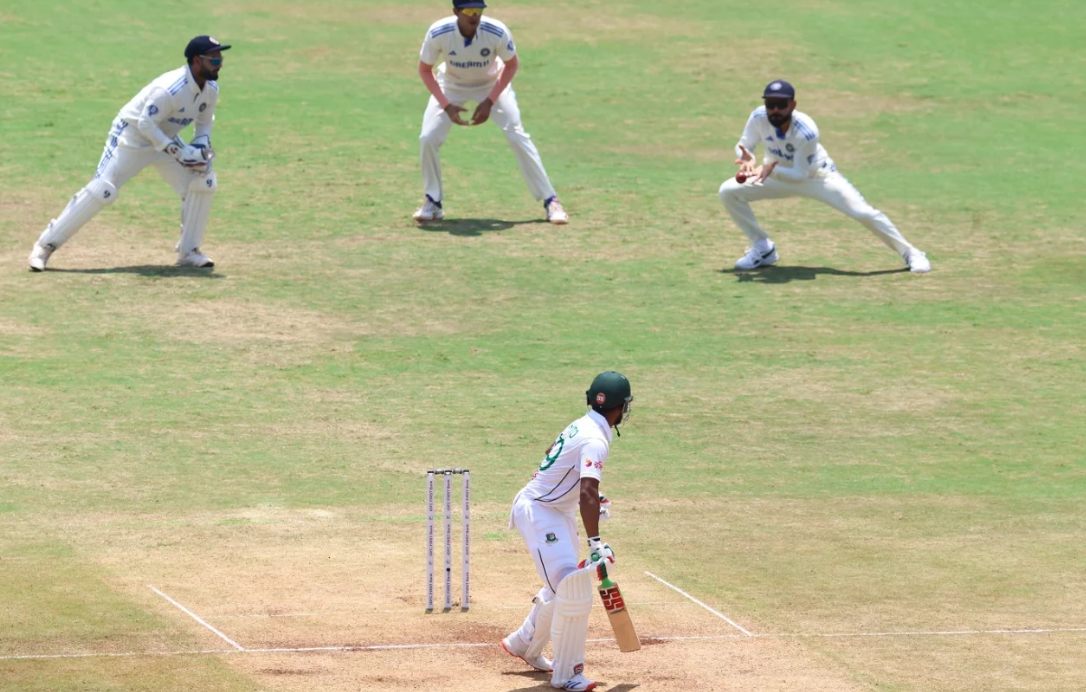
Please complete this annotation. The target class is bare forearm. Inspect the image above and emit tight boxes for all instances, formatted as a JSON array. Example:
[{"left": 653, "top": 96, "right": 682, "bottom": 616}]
[
  {"left": 580, "top": 489, "right": 600, "bottom": 539},
  {"left": 418, "top": 63, "right": 449, "bottom": 108},
  {"left": 485, "top": 58, "right": 518, "bottom": 103}
]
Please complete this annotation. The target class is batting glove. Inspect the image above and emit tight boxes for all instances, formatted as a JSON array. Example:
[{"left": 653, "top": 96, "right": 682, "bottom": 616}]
[
  {"left": 586, "top": 536, "right": 615, "bottom": 565},
  {"left": 599, "top": 494, "right": 612, "bottom": 522}
]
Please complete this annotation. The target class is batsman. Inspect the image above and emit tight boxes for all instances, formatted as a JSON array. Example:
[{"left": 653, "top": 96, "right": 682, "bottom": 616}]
[{"left": 502, "top": 371, "right": 633, "bottom": 692}]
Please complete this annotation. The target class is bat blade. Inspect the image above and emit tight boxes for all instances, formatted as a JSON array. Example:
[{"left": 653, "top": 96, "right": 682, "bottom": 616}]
[{"left": 598, "top": 577, "right": 640, "bottom": 652}]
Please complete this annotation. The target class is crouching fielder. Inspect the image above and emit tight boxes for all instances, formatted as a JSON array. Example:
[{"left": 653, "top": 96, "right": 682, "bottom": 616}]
[
  {"left": 29, "top": 36, "right": 230, "bottom": 272},
  {"left": 719, "top": 80, "right": 931, "bottom": 273},
  {"left": 503, "top": 371, "right": 633, "bottom": 692}
]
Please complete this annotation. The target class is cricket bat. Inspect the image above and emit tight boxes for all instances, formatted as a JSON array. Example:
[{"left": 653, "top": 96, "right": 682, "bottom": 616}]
[{"left": 597, "top": 562, "right": 640, "bottom": 652}]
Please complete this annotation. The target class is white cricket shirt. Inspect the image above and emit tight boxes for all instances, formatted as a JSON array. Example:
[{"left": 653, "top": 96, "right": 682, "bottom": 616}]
[
  {"left": 735, "top": 107, "right": 836, "bottom": 182},
  {"left": 518, "top": 410, "right": 612, "bottom": 515},
  {"left": 419, "top": 16, "right": 517, "bottom": 88},
  {"left": 113, "top": 65, "right": 219, "bottom": 151}
]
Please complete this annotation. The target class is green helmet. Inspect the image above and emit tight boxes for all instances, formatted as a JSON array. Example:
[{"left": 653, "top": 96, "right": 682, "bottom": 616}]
[{"left": 586, "top": 371, "right": 633, "bottom": 419}]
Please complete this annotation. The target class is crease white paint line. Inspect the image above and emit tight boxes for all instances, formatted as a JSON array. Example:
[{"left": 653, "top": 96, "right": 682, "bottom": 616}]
[
  {"left": 203, "top": 602, "right": 689, "bottom": 618},
  {"left": 3, "top": 627, "right": 1085, "bottom": 661},
  {"left": 644, "top": 571, "right": 753, "bottom": 637},
  {"left": 147, "top": 585, "right": 245, "bottom": 651},
  {"left": 771, "top": 627, "right": 1086, "bottom": 639}
]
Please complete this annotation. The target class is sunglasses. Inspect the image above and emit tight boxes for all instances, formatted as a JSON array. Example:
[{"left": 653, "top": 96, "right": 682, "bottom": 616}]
[
  {"left": 201, "top": 56, "right": 224, "bottom": 67},
  {"left": 764, "top": 99, "right": 791, "bottom": 111},
  {"left": 459, "top": 7, "right": 484, "bottom": 16}
]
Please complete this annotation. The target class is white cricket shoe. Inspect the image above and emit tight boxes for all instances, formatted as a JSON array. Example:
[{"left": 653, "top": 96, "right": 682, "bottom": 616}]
[
  {"left": 904, "top": 249, "right": 931, "bottom": 273},
  {"left": 553, "top": 673, "right": 596, "bottom": 691},
  {"left": 501, "top": 633, "right": 553, "bottom": 672},
  {"left": 29, "top": 242, "right": 56, "bottom": 272},
  {"left": 734, "top": 242, "right": 778, "bottom": 270},
  {"left": 413, "top": 198, "right": 444, "bottom": 222},
  {"left": 545, "top": 197, "right": 569, "bottom": 225},
  {"left": 178, "top": 248, "right": 215, "bottom": 268}
]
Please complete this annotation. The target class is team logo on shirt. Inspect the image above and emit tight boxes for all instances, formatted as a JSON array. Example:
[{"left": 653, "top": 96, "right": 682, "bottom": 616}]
[
  {"left": 199, "top": 103, "right": 207, "bottom": 112},
  {"left": 147, "top": 105, "right": 158, "bottom": 116},
  {"left": 786, "top": 143, "right": 795, "bottom": 153},
  {"left": 545, "top": 533, "right": 558, "bottom": 543},
  {"left": 480, "top": 48, "right": 491, "bottom": 57}
]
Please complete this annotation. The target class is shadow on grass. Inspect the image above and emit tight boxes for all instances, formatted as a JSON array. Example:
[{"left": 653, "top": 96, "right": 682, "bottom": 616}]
[
  {"left": 417, "top": 218, "right": 548, "bottom": 237},
  {"left": 47, "top": 265, "right": 224, "bottom": 278},
  {"left": 723, "top": 265, "right": 908, "bottom": 283}
]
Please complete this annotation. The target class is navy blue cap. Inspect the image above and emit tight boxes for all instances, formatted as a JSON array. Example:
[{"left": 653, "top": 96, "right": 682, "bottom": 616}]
[
  {"left": 184, "top": 36, "right": 232, "bottom": 60},
  {"left": 762, "top": 80, "right": 795, "bottom": 100},
  {"left": 453, "top": 0, "right": 487, "bottom": 8}
]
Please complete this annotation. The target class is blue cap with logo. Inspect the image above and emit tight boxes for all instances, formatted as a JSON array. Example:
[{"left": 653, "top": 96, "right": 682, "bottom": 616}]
[
  {"left": 762, "top": 80, "right": 795, "bottom": 100},
  {"left": 184, "top": 36, "right": 232, "bottom": 60},
  {"left": 453, "top": 0, "right": 487, "bottom": 7}
]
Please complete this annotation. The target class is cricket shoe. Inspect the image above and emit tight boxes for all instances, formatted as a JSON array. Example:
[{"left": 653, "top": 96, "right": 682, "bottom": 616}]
[
  {"left": 904, "top": 248, "right": 931, "bottom": 273},
  {"left": 545, "top": 197, "right": 569, "bottom": 225},
  {"left": 413, "top": 197, "right": 444, "bottom": 222},
  {"left": 552, "top": 673, "right": 596, "bottom": 691},
  {"left": 178, "top": 248, "right": 215, "bottom": 268},
  {"left": 734, "top": 242, "right": 778, "bottom": 270},
  {"left": 29, "top": 242, "right": 56, "bottom": 272},
  {"left": 501, "top": 633, "right": 553, "bottom": 672}
]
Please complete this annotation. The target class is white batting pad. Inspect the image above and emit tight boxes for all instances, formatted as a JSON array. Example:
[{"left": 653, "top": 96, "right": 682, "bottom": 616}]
[
  {"left": 179, "top": 172, "right": 217, "bottom": 256},
  {"left": 39, "top": 178, "right": 117, "bottom": 248},
  {"left": 550, "top": 566, "right": 595, "bottom": 687},
  {"left": 523, "top": 588, "right": 555, "bottom": 661}
]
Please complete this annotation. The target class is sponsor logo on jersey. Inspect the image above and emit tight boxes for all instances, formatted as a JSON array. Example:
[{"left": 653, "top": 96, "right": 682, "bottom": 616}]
[
  {"left": 585, "top": 460, "right": 593, "bottom": 467},
  {"left": 168, "top": 117, "right": 195, "bottom": 127},
  {"left": 594, "top": 460, "right": 604, "bottom": 470},
  {"left": 448, "top": 59, "right": 492, "bottom": 69}
]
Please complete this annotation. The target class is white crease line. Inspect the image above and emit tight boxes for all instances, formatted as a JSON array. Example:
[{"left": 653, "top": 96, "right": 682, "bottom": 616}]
[
  {"left": 0, "top": 649, "right": 234, "bottom": 661},
  {"left": 4, "top": 627, "right": 1086, "bottom": 661},
  {"left": 644, "top": 571, "right": 753, "bottom": 637},
  {"left": 147, "top": 585, "right": 245, "bottom": 651},
  {"left": 770, "top": 627, "right": 1086, "bottom": 639},
  {"left": 204, "top": 601, "right": 689, "bottom": 618}
]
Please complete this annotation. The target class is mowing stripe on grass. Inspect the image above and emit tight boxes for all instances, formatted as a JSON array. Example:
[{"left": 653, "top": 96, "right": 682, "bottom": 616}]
[
  {"left": 644, "top": 570, "right": 754, "bottom": 636},
  {"left": 147, "top": 585, "right": 246, "bottom": 651}
]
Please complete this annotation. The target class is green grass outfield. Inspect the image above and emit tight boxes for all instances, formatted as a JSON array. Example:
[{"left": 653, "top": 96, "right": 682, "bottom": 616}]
[{"left": 2, "top": 0, "right": 1085, "bottom": 690}]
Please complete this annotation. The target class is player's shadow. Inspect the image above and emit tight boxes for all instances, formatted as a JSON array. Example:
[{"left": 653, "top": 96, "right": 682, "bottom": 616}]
[
  {"left": 505, "top": 675, "right": 636, "bottom": 692},
  {"left": 417, "top": 218, "right": 548, "bottom": 237},
  {"left": 723, "top": 264, "right": 907, "bottom": 284},
  {"left": 47, "top": 265, "right": 224, "bottom": 278}
]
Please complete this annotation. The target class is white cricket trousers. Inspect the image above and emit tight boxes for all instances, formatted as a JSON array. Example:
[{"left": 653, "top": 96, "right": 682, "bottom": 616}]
[
  {"left": 38, "top": 119, "right": 214, "bottom": 249},
  {"left": 718, "top": 171, "right": 917, "bottom": 257},
  {"left": 419, "top": 81, "right": 557, "bottom": 204},
  {"left": 509, "top": 492, "right": 580, "bottom": 596},
  {"left": 507, "top": 492, "right": 581, "bottom": 647}
]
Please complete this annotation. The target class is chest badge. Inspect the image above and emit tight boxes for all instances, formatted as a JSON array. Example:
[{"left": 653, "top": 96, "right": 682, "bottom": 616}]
[
  {"left": 199, "top": 103, "right": 207, "bottom": 112},
  {"left": 480, "top": 48, "right": 491, "bottom": 57},
  {"left": 786, "top": 143, "right": 795, "bottom": 153},
  {"left": 545, "top": 533, "right": 558, "bottom": 544}
]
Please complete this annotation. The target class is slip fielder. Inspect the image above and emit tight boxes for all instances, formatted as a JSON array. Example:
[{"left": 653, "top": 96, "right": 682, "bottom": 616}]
[
  {"left": 501, "top": 371, "right": 633, "bottom": 692},
  {"left": 29, "top": 36, "right": 229, "bottom": 272},
  {"left": 413, "top": 0, "right": 568, "bottom": 225},
  {"left": 719, "top": 80, "right": 931, "bottom": 273}
]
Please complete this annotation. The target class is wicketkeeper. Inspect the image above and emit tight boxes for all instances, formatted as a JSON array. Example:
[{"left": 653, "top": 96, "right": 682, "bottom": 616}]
[
  {"left": 29, "top": 36, "right": 230, "bottom": 271},
  {"left": 502, "top": 371, "right": 633, "bottom": 692}
]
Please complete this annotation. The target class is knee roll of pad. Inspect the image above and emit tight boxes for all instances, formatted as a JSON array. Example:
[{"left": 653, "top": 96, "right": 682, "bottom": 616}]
[
  {"left": 87, "top": 178, "right": 119, "bottom": 205},
  {"left": 188, "top": 172, "right": 217, "bottom": 194}
]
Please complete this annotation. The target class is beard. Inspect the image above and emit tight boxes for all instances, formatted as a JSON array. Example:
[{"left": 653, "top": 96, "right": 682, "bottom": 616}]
[{"left": 767, "top": 111, "right": 790, "bottom": 127}]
